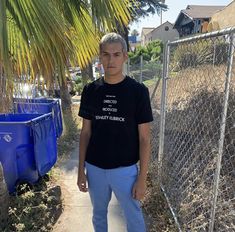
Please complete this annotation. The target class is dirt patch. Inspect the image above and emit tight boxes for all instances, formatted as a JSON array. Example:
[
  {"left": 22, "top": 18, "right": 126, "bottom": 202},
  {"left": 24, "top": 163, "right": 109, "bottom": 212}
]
[
  {"left": 2, "top": 174, "right": 63, "bottom": 232},
  {"left": 142, "top": 164, "right": 178, "bottom": 232}
]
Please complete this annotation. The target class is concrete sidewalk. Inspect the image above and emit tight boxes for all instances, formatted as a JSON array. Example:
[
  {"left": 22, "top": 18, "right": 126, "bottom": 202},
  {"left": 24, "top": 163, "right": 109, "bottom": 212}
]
[{"left": 53, "top": 146, "right": 126, "bottom": 232}]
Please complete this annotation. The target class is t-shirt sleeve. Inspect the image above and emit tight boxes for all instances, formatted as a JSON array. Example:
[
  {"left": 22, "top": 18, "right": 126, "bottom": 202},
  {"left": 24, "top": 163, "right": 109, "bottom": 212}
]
[
  {"left": 135, "top": 85, "right": 153, "bottom": 124},
  {"left": 78, "top": 85, "right": 93, "bottom": 120}
]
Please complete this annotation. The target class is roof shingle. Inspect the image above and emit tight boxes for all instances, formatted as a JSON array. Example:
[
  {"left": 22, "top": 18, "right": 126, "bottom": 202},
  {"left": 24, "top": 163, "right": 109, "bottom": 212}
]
[{"left": 182, "top": 5, "right": 225, "bottom": 19}]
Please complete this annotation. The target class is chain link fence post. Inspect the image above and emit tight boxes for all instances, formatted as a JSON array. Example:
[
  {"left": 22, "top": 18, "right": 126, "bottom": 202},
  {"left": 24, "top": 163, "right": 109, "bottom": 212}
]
[
  {"left": 208, "top": 32, "right": 235, "bottom": 232},
  {"left": 159, "top": 42, "right": 183, "bottom": 231},
  {"left": 158, "top": 42, "right": 169, "bottom": 185},
  {"left": 140, "top": 55, "right": 143, "bottom": 83}
]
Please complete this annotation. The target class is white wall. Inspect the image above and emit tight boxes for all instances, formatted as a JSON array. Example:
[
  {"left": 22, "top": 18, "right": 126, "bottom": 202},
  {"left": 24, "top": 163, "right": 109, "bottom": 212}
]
[{"left": 144, "top": 22, "right": 179, "bottom": 45}]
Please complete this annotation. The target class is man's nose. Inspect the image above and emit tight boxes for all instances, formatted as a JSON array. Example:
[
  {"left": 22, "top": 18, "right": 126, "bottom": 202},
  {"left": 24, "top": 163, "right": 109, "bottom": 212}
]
[{"left": 108, "top": 55, "right": 114, "bottom": 63}]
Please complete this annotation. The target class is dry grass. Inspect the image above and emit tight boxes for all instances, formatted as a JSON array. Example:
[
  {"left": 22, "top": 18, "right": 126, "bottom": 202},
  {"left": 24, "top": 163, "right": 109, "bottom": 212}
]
[
  {"left": 142, "top": 160, "right": 178, "bottom": 232},
  {"left": 148, "top": 63, "right": 235, "bottom": 231},
  {"left": 56, "top": 104, "right": 81, "bottom": 162}
]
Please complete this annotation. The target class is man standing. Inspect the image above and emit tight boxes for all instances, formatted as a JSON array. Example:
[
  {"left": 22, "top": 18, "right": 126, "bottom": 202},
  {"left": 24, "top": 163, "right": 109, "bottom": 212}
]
[{"left": 77, "top": 32, "right": 153, "bottom": 232}]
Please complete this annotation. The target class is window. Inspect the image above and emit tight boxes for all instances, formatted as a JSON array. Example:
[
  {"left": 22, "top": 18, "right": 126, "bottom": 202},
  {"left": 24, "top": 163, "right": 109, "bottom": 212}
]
[{"left": 165, "top": 26, "right": 169, "bottom": 31}]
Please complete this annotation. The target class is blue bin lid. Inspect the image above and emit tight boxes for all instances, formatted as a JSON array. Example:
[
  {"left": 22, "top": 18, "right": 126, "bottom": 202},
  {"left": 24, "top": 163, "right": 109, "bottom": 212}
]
[{"left": 0, "top": 113, "right": 52, "bottom": 124}]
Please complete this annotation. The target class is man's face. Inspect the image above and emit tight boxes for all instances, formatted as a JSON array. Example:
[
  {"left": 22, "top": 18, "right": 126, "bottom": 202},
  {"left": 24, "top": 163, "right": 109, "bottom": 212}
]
[{"left": 100, "top": 42, "right": 128, "bottom": 78}]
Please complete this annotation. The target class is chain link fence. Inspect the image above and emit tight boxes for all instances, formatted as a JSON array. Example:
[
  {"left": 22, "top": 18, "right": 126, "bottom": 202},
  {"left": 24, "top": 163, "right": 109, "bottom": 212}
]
[
  {"left": 127, "top": 55, "right": 163, "bottom": 161},
  {"left": 156, "top": 27, "right": 235, "bottom": 231},
  {"left": 127, "top": 57, "right": 162, "bottom": 84},
  {"left": 127, "top": 57, "right": 163, "bottom": 163}
]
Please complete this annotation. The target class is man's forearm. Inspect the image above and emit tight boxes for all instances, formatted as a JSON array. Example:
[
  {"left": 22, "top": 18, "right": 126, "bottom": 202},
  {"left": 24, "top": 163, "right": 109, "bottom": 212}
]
[
  {"left": 78, "top": 132, "right": 90, "bottom": 173},
  {"left": 138, "top": 137, "right": 151, "bottom": 181},
  {"left": 132, "top": 134, "right": 151, "bottom": 200}
]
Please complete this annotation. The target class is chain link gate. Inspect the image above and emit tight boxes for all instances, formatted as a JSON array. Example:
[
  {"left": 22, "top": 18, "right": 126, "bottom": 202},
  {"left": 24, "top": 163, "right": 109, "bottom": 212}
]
[{"left": 158, "top": 27, "right": 235, "bottom": 231}]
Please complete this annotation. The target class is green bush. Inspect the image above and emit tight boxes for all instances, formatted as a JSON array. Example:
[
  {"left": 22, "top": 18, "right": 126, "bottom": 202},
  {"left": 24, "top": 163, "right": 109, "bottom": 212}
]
[
  {"left": 128, "top": 40, "right": 163, "bottom": 65},
  {"left": 172, "top": 40, "right": 229, "bottom": 71},
  {"left": 73, "top": 83, "right": 83, "bottom": 95}
]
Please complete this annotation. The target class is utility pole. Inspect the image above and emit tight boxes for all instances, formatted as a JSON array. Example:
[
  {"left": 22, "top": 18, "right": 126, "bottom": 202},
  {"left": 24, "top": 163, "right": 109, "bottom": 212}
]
[
  {"left": 160, "top": 8, "right": 162, "bottom": 25},
  {"left": 160, "top": 0, "right": 165, "bottom": 25}
]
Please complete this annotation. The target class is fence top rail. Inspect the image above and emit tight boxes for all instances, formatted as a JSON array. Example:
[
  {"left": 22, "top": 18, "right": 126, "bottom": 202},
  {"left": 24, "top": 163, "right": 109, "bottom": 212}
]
[{"left": 168, "top": 26, "right": 235, "bottom": 46}]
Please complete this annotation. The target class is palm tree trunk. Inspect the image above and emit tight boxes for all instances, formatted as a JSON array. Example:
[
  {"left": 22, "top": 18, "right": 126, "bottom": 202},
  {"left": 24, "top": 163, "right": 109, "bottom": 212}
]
[
  {"left": 58, "top": 75, "right": 72, "bottom": 113},
  {"left": 81, "top": 62, "right": 94, "bottom": 85},
  {"left": 0, "top": 162, "right": 9, "bottom": 228},
  {"left": 114, "top": 20, "right": 130, "bottom": 51},
  {"left": 0, "top": 66, "right": 12, "bottom": 113}
]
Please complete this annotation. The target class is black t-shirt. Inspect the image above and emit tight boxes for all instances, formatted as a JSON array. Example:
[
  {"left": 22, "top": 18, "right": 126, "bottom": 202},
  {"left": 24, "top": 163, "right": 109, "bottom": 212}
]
[{"left": 79, "top": 76, "right": 153, "bottom": 169}]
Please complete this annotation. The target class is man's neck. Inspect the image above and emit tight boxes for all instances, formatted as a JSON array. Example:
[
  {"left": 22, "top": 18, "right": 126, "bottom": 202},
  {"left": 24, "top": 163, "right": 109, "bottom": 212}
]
[{"left": 104, "top": 74, "right": 125, "bottom": 84}]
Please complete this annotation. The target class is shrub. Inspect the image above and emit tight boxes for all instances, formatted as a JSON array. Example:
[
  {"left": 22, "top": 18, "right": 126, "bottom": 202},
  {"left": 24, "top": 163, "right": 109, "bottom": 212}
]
[{"left": 172, "top": 40, "right": 229, "bottom": 71}]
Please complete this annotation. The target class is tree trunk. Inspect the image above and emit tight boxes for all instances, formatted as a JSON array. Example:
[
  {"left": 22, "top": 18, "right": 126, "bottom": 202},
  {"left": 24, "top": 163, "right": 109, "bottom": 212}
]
[
  {"left": 121, "top": 26, "right": 130, "bottom": 52},
  {"left": 81, "top": 62, "right": 94, "bottom": 85},
  {"left": 0, "top": 66, "right": 12, "bottom": 113},
  {"left": 114, "top": 21, "right": 130, "bottom": 51},
  {"left": 0, "top": 162, "right": 9, "bottom": 228},
  {"left": 58, "top": 76, "right": 72, "bottom": 113},
  {"left": 57, "top": 74, "right": 73, "bottom": 138}
]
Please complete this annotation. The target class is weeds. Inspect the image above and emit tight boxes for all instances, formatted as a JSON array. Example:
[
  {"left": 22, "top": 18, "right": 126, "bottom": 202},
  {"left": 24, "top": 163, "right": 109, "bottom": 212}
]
[{"left": 3, "top": 175, "right": 62, "bottom": 232}]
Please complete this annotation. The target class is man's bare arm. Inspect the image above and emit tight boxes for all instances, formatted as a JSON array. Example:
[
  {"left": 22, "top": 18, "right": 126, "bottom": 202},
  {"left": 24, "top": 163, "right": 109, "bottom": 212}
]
[
  {"left": 77, "top": 118, "right": 91, "bottom": 192},
  {"left": 132, "top": 122, "right": 151, "bottom": 200}
]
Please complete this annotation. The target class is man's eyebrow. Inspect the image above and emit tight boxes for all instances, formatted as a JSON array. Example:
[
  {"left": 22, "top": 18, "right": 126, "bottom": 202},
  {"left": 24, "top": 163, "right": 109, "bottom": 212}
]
[{"left": 102, "top": 51, "right": 122, "bottom": 54}]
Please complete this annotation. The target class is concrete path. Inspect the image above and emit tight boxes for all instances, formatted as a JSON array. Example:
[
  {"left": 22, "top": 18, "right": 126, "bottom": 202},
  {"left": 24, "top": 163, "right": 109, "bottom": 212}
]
[{"left": 53, "top": 146, "right": 126, "bottom": 232}]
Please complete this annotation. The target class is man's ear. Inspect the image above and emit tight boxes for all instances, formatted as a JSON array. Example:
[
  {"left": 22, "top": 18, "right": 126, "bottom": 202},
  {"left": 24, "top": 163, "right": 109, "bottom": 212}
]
[{"left": 124, "top": 52, "right": 128, "bottom": 61}]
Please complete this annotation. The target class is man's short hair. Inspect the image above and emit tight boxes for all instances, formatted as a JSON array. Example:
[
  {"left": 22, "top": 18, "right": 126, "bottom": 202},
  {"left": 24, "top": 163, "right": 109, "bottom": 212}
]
[{"left": 99, "top": 33, "right": 127, "bottom": 53}]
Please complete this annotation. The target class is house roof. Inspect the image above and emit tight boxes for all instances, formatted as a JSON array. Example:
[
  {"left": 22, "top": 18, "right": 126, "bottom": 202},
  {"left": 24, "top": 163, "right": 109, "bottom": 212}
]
[
  {"left": 151, "top": 21, "right": 173, "bottom": 33},
  {"left": 174, "top": 5, "right": 225, "bottom": 28},
  {"left": 183, "top": 5, "right": 225, "bottom": 19},
  {"left": 141, "top": 27, "right": 155, "bottom": 36}
]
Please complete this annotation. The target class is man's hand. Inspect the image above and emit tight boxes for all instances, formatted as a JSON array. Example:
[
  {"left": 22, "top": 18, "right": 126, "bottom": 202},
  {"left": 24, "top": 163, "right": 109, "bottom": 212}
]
[
  {"left": 132, "top": 176, "right": 147, "bottom": 200},
  {"left": 77, "top": 171, "right": 88, "bottom": 192}
]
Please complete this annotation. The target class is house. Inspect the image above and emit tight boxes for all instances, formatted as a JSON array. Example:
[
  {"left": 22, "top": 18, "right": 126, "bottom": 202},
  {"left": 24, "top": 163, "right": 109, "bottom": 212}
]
[
  {"left": 141, "top": 27, "right": 155, "bottom": 46},
  {"left": 141, "top": 21, "right": 179, "bottom": 46},
  {"left": 174, "top": 5, "right": 225, "bottom": 37},
  {"left": 209, "top": 1, "right": 235, "bottom": 31}
]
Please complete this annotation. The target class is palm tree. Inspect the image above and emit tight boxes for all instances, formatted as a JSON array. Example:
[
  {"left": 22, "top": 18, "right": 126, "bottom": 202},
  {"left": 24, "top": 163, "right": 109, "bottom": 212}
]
[
  {"left": 0, "top": 162, "right": 9, "bottom": 227},
  {"left": 0, "top": 0, "right": 132, "bottom": 112}
]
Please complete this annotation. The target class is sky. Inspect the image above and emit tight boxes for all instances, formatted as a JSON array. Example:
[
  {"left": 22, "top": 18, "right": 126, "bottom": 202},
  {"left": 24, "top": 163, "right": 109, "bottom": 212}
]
[{"left": 130, "top": 0, "right": 233, "bottom": 34}]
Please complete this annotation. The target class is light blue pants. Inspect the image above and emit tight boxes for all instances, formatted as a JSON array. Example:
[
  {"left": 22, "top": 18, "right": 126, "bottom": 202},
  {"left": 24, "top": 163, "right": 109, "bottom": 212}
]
[{"left": 85, "top": 162, "right": 146, "bottom": 232}]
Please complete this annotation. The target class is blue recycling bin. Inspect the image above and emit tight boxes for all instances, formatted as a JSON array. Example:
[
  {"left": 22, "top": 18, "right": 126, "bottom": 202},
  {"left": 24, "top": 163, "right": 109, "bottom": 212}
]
[
  {"left": 13, "top": 98, "right": 63, "bottom": 138},
  {"left": 0, "top": 113, "right": 57, "bottom": 193}
]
